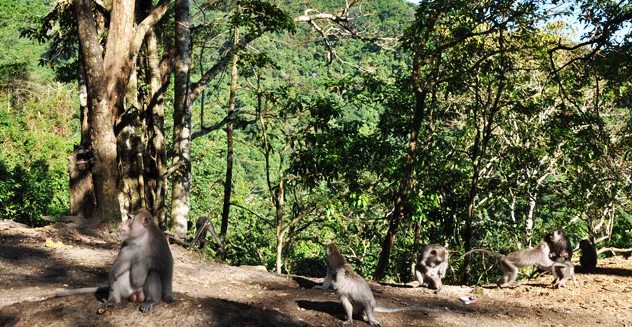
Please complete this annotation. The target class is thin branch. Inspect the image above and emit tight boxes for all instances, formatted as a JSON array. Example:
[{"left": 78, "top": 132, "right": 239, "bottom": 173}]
[
  {"left": 191, "top": 107, "right": 242, "bottom": 140},
  {"left": 597, "top": 247, "right": 632, "bottom": 255},
  {"left": 130, "top": 0, "right": 170, "bottom": 62},
  {"left": 230, "top": 202, "right": 274, "bottom": 228}
]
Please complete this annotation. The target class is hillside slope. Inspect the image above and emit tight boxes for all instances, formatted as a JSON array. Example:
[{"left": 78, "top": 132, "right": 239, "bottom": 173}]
[{"left": 0, "top": 220, "right": 630, "bottom": 327}]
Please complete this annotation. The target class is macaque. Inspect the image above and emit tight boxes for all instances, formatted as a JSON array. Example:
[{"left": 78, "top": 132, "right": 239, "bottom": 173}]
[
  {"left": 315, "top": 243, "right": 347, "bottom": 290},
  {"left": 415, "top": 244, "right": 449, "bottom": 293},
  {"left": 465, "top": 243, "right": 558, "bottom": 287},
  {"left": 579, "top": 239, "right": 598, "bottom": 272},
  {"left": 103, "top": 209, "right": 175, "bottom": 313},
  {"left": 195, "top": 216, "right": 210, "bottom": 249},
  {"left": 544, "top": 229, "right": 573, "bottom": 261},
  {"left": 55, "top": 209, "right": 175, "bottom": 313},
  {"left": 551, "top": 260, "right": 578, "bottom": 288},
  {"left": 331, "top": 264, "right": 435, "bottom": 326}
]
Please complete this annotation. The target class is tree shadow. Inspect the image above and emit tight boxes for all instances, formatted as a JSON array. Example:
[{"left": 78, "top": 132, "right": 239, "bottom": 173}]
[
  {"left": 377, "top": 281, "right": 415, "bottom": 289},
  {"left": 296, "top": 299, "right": 342, "bottom": 318},
  {"left": 292, "top": 275, "right": 320, "bottom": 289},
  {"left": 582, "top": 265, "right": 632, "bottom": 277},
  {"left": 201, "top": 297, "right": 305, "bottom": 327},
  {"left": 0, "top": 234, "right": 108, "bottom": 288}
]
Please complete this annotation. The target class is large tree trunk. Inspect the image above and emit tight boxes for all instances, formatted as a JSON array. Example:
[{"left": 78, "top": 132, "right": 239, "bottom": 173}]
[
  {"left": 74, "top": 0, "right": 168, "bottom": 224},
  {"left": 171, "top": 0, "right": 192, "bottom": 237},
  {"left": 220, "top": 23, "right": 240, "bottom": 241},
  {"left": 144, "top": 28, "right": 169, "bottom": 226},
  {"left": 116, "top": 48, "right": 144, "bottom": 217},
  {"left": 68, "top": 51, "right": 96, "bottom": 219},
  {"left": 73, "top": 0, "right": 120, "bottom": 223}
]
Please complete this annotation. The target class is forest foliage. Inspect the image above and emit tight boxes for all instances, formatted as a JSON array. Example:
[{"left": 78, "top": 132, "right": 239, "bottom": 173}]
[{"left": 0, "top": 0, "right": 631, "bottom": 283}]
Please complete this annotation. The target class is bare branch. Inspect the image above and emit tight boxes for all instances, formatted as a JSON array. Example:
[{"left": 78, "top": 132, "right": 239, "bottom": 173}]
[
  {"left": 191, "top": 107, "right": 242, "bottom": 140},
  {"left": 130, "top": 0, "right": 170, "bottom": 61},
  {"left": 597, "top": 247, "right": 632, "bottom": 255}
]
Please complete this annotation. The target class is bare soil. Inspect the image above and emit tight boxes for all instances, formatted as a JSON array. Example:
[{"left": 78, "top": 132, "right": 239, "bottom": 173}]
[{"left": 0, "top": 220, "right": 631, "bottom": 327}]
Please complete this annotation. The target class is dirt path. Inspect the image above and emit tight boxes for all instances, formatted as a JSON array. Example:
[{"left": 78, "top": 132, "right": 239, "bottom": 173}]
[{"left": 0, "top": 220, "right": 631, "bottom": 327}]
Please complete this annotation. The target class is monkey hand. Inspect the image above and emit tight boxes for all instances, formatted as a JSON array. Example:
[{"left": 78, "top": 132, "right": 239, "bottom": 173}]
[{"left": 98, "top": 300, "right": 113, "bottom": 315}]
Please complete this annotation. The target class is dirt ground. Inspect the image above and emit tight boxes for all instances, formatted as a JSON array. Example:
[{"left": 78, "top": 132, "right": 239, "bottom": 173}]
[{"left": 0, "top": 220, "right": 630, "bottom": 327}]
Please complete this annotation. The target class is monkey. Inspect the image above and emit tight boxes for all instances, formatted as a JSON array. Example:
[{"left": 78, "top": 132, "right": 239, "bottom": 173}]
[
  {"left": 579, "top": 239, "right": 598, "bottom": 272},
  {"left": 464, "top": 242, "right": 559, "bottom": 288},
  {"left": 102, "top": 209, "right": 176, "bottom": 313},
  {"left": 314, "top": 243, "right": 347, "bottom": 290},
  {"left": 415, "top": 244, "right": 449, "bottom": 293},
  {"left": 331, "top": 264, "right": 437, "bottom": 326},
  {"left": 194, "top": 216, "right": 210, "bottom": 249},
  {"left": 54, "top": 209, "right": 175, "bottom": 313},
  {"left": 551, "top": 260, "right": 578, "bottom": 288},
  {"left": 544, "top": 229, "right": 573, "bottom": 262}
]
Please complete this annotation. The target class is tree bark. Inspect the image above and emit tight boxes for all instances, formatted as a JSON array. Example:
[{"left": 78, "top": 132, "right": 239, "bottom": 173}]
[
  {"left": 171, "top": 0, "right": 192, "bottom": 237},
  {"left": 73, "top": 0, "right": 120, "bottom": 223},
  {"left": 220, "top": 21, "right": 240, "bottom": 242},
  {"left": 144, "top": 28, "right": 169, "bottom": 226},
  {"left": 68, "top": 50, "right": 96, "bottom": 219},
  {"left": 74, "top": 0, "right": 169, "bottom": 224}
]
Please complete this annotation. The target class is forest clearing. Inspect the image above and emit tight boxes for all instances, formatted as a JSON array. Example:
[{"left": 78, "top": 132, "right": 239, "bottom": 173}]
[
  {"left": 2, "top": 0, "right": 632, "bottom": 326},
  {"left": 0, "top": 220, "right": 630, "bottom": 327}
]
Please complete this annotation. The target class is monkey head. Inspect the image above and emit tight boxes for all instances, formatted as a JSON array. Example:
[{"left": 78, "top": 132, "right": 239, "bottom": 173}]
[
  {"left": 120, "top": 209, "right": 154, "bottom": 240},
  {"left": 331, "top": 264, "right": 354, "bottom": 290},
  {"left": 579, "top": 239, "right": 592, "bottom": 250},
  {"left": 535, "top": 242, "right": 551, "bottom": 255},
  {"left": 326, "top": 244, "right": 338, "bottom": 256},
  {"left": 545, "top": 230, "right": 565, "bottom": 243}
]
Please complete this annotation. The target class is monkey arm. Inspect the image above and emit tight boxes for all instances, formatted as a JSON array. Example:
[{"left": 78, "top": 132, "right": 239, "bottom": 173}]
[
  {"left": 110, "top": 245, "right": 138, "bottom": 282},
  {"left": 314, "top": 269, "right": 334, "bottom": 289},
  {"left": 437, "top": 261, "right": 449, "bottom": 277}
]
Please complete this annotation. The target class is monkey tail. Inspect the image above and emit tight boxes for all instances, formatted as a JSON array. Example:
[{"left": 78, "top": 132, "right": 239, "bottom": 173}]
[
  {"left": 374, "top": 305, "right": 439, "bottom": 314},
  {"left": 54, "top": 286, "right": 105, "bottom": 297},
  {"left": 461, "top": 248, "right": 503, "bottom": 259}
]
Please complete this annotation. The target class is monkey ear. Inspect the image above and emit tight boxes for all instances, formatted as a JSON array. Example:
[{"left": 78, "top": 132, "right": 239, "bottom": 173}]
[
  {"left": 142, "top": 215, "right": 152, "bottom": 227},
  {"left": 344, "top": 269, "right": 350, "bottom": 277},
  {"left": 127, "top": 213, "right": 134, "bottom": 220}
]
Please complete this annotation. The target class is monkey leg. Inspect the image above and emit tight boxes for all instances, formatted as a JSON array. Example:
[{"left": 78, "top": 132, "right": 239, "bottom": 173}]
[
  {"left": 430, "top": 276, "right": 443, "bottom": 294},
  {"left": 570, "top": 275, "right": 578, "bottom": 287},
  {"left": 363, "top": 306, "right": 381, "bottom": 327},
  {"left": 160, "top": 263, "right": 176, "bottom": 303},
  {"left": 139, "top": 271, "right": 162, "bottom": 313},
  {"left": 339, "top": 295, "right": 354, "bottom": 326},
  {"left": 415, "top": 269, "right": 429, "bottom": 288},
  {"left": 556, "top": 277, "right": 567, "bottom": 288},
  {"left": 497, "top": 261, "right": 518, "bottom": 287}
]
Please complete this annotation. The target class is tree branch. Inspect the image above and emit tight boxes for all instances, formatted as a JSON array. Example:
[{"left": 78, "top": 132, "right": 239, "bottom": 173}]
[
  {"left": 191, "top": 107, "right": 242, "bottom": 140},
  {"left": 597, "top": 247, "right": 632, "bottom": 255},
  {"left": 129, "top": 0, "right": 170, "bottom": 61}
]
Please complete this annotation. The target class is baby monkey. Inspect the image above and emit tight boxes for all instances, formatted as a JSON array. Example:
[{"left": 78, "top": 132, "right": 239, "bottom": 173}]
[
  {"left": 315, "top": 243, "right": 347, "bottom": 290},
  {"left": 551, "top": 260, "right": 578, "bottom": 288},
  {"left": 415, "top": 244, "right": 449, "bottom": 293}
]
